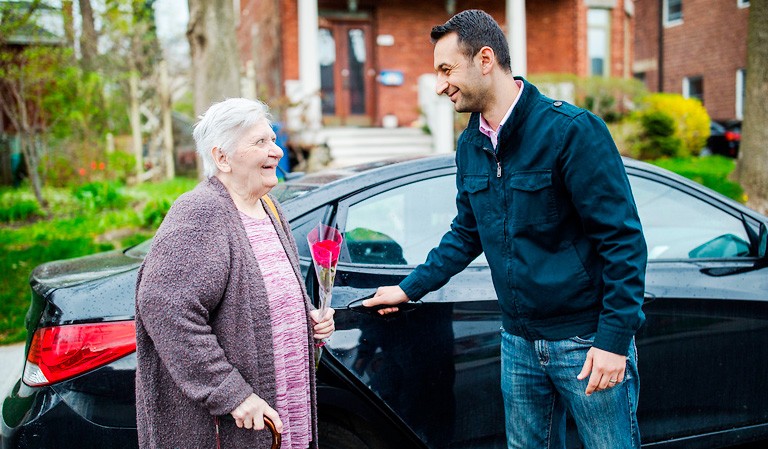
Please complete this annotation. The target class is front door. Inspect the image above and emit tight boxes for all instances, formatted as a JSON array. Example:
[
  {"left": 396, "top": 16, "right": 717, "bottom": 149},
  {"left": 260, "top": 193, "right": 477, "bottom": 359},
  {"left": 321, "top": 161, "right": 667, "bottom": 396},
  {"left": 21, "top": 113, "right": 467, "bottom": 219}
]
[{"left": 318, "top": 19, "right": 374, "bottom": 126}]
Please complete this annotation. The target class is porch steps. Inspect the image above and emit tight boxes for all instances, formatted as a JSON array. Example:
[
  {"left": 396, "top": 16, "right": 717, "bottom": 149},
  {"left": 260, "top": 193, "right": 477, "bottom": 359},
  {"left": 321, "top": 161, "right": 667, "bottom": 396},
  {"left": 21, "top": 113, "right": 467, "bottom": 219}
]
[{"left": 317, "top": 127, "right": 435, "bottom": 167}]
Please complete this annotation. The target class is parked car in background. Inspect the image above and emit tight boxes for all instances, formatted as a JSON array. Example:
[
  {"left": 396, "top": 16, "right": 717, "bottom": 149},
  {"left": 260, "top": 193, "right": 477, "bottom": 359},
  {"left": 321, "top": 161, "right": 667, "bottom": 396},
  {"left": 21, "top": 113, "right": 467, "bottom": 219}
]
[
  {"left": 705, "top": 120, "right": 741, "bottom": 157},
  {"left": 2, "top": 155, "right": 768, "bottom": 448}
]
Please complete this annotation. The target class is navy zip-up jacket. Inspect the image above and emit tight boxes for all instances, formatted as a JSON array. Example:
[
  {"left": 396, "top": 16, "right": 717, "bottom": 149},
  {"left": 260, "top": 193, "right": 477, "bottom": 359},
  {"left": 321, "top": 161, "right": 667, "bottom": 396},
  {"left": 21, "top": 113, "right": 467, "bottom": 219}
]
[{"left": 400, "top": 78, "right": 647, "bottom": 355}]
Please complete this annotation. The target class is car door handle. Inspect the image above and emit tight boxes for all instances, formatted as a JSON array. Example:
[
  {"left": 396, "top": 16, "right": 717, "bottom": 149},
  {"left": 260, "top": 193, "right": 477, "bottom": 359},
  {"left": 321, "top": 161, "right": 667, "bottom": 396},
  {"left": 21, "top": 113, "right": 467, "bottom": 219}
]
[
  {"left": 347, "top": 294, "right": 421, "bottom": 316},
  {"left": 643, "top": 292, "right": 656, "bottom": 304}
]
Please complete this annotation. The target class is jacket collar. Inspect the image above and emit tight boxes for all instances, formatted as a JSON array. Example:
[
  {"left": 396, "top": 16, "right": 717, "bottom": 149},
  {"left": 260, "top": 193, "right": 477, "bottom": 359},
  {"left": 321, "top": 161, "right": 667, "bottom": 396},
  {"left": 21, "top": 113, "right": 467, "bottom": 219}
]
[{"left": 464, "top": 77, "right": 539, "bottom": 149}]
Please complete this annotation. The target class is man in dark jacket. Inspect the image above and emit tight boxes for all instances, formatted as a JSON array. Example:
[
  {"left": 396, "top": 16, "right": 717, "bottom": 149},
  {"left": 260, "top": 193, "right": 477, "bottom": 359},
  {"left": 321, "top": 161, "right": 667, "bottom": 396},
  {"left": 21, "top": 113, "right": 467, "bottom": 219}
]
[{"left": 364, "top": 9, "right": 647, "bottom": 449}]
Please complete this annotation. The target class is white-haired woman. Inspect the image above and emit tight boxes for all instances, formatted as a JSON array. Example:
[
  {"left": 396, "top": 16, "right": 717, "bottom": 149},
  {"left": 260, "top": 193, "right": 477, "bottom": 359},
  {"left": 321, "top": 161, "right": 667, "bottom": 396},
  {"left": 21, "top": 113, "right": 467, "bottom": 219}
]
[{"left": 135, "top": 98, "right": 334, "bottom": 449}]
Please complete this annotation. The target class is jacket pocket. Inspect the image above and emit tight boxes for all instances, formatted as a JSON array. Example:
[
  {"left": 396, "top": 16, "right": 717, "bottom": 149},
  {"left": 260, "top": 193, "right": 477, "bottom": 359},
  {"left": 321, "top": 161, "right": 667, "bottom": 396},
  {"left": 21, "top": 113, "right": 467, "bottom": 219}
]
[
  {"left": 462, "top": 174, "right": 490, "bottom": 225},
  {"left": 508, "top": 170, "right": 557, "bottom": 226},
  {"left": 463, "top": 174, "right": 489, "bottom": 193}
]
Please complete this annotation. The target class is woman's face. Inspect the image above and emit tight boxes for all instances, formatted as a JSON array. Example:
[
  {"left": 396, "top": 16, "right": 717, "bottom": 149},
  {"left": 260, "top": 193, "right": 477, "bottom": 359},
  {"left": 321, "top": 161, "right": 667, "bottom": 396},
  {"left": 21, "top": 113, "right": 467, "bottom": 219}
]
[{"left": 225, "top": 118, "right": 284, "bottom": 197}]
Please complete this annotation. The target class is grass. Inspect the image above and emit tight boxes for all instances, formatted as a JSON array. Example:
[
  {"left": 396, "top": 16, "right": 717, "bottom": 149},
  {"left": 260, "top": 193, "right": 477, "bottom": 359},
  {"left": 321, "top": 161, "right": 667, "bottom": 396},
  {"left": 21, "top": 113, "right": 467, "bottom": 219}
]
[
  {"left": 648, "top": 155, "right": 746, "bottom": 203},
  {"left": 0, "top": 177, "right": 198, "bottom": 344}
]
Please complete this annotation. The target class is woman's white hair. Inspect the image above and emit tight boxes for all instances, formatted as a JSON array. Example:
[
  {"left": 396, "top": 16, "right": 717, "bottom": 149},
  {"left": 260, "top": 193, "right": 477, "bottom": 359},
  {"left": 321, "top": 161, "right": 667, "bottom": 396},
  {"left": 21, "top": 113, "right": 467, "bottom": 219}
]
[{"left": 192, "top": 98, "right": 272, "bottom": 178}]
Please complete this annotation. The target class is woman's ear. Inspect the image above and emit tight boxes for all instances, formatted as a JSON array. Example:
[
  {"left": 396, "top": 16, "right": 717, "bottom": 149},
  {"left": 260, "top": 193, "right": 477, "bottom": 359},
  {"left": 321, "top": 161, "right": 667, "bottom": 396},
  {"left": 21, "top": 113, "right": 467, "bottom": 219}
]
[{"left": 212, "top": 147, "right": 231, "bottom": 173}]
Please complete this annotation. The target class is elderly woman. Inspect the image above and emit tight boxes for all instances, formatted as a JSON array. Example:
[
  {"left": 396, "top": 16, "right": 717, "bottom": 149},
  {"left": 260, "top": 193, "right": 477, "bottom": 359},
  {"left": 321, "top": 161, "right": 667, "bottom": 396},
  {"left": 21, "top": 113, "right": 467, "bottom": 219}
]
[{"left": 135, "top": 98, "right": 334, "bottom": 449}]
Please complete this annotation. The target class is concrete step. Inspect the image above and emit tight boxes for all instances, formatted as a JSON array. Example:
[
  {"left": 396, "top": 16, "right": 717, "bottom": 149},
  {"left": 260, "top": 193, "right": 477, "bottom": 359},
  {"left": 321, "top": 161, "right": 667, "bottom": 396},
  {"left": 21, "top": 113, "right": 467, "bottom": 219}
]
[{"left": 319, "top": 127, "right": 434, "bottom": 167}]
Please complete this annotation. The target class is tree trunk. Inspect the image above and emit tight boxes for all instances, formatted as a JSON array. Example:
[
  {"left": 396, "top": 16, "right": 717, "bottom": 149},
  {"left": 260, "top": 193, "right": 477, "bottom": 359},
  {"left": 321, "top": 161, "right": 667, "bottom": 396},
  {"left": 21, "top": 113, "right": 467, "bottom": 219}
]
[
  {"left": 186, "top": 0, "right": 241, "bottom": 118},
  {"left": 78, "top": 0, "right": 98, "bottom": 72},
  {"left": 735, "top": 0, "right": 768, "bottom": 215},
  {"left": 130, "top": 70, "right": 144, "bottom": 183},
  {"left": 62, "top": 1, "right": 75, "bottom": 50},
  {"left": 159, "top": 60, "right": 175, "bottom": 180}
]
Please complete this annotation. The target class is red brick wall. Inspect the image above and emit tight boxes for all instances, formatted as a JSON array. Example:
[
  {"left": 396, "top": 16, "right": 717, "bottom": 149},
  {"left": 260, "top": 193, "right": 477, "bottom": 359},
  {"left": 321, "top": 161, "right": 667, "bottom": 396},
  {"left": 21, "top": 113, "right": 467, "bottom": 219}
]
[
  {"left": 662, "top": 0, "right": 748, "bottom": 121},
  {"left": 245, "top": 0, "right": 633, "bottom": 127},
  {"left": 528, "top": 0, "right": 581, "bottom": 75},
  {"left": 635, "top": 0, "right": 748, "bottom": 122}
]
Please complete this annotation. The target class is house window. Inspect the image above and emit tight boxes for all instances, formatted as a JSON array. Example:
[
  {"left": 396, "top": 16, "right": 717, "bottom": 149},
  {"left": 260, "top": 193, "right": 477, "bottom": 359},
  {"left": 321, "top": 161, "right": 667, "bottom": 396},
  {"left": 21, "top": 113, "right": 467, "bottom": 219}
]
[
  {"left": 664, "top": 0, "right": 683, "bottom": 26},
  {"left": 587, "top": 8, "right": 611, "bottom": 77},
  {"left": 683, "top": 76, "right": 703, "bottom": 103},
  {"left": 736, "top": 69, "right": 746, "bottom": 120},
  {"left": 738, "top": 0, "right": 749, "bottom": 8}
]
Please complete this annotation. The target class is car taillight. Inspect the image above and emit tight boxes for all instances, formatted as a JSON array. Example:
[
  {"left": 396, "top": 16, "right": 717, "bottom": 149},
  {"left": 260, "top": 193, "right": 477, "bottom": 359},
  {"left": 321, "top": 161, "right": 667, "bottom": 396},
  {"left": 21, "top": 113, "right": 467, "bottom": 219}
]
[
  {"left": 724, "top": 131, "right": 741, "bottom": 142},
  {"left": 23, "top": 321, "right": 136, "bottom": 387}
]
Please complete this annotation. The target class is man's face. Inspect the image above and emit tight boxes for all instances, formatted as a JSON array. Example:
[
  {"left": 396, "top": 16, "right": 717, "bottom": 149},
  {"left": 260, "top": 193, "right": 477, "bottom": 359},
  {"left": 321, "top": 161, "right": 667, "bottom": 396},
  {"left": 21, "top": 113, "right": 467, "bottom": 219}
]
[{"left": 433, "top": 33, "right": 486, "bottom": 113}]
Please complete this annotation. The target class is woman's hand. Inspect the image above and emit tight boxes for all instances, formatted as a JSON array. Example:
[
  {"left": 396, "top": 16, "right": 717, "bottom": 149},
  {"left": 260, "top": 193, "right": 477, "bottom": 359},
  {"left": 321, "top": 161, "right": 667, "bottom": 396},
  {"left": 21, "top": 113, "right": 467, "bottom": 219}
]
[
  {"left": 230, "top": 393, "right": 283, "bottom": 433},
  {"left": 309, "top": 308, "right": 335, "bottom": 340}
]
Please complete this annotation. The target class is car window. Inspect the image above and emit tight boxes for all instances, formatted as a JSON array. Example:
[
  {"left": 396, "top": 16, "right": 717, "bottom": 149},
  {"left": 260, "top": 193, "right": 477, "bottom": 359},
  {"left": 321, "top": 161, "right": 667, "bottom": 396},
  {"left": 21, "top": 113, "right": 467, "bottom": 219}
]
[
  {"left": 629, "top": 175, "right": 751, "bottom": 259},
  {"left": 344, "top": 175, "right": 486, "bottom": 265}
]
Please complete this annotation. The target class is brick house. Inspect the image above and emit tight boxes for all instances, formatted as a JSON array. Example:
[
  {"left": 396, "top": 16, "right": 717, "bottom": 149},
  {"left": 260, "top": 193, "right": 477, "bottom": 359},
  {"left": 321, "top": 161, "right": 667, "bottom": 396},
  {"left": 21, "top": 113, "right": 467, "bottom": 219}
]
[
  {"left": 236, "top": 0, "right": 637, "bottom": 130},
  {"left": 633, "top": 0, "right": 749, "bottom": 123}
]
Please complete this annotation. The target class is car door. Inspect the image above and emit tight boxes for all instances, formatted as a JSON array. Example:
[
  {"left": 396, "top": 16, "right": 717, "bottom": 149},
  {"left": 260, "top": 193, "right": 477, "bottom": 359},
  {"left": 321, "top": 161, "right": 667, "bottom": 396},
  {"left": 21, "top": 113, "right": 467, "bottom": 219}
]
[
  {"left": 627, "top": 169, "right": 768, "bottom": 445},
  {"left": 318, "top": 169, "right": 507, "bottom": 449}
]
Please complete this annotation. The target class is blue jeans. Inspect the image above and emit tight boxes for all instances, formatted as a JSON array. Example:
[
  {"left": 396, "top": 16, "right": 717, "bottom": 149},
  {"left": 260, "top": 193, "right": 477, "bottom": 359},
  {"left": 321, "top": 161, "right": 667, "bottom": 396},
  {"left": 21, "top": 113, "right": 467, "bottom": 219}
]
[{"left": 500, "top": 330, "right": 640, "bottom": 449}]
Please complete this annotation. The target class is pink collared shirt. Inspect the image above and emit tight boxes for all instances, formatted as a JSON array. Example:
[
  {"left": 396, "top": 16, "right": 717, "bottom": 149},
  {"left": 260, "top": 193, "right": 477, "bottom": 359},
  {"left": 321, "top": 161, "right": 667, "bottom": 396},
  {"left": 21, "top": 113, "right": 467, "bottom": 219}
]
[{"left": 479, "top": 80, "right": 524, "bottom": 149}]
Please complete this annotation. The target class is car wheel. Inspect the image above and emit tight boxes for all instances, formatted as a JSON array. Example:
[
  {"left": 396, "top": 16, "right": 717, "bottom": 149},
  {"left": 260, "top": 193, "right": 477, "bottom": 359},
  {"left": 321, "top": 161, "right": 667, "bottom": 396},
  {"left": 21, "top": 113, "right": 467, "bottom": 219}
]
[{"left": 318, "top": 419, "right": 396, "bottom": 449}]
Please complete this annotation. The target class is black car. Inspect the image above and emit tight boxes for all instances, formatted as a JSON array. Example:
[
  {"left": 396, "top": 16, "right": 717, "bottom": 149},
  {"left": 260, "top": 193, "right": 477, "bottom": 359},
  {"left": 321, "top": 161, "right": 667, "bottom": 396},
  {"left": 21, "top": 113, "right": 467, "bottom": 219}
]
[
  {"left": 2, "top": 155, "right": 768, "bottom": 448},
  {"left": 705, "top": 121, "right": 741, "bottom": 158}
]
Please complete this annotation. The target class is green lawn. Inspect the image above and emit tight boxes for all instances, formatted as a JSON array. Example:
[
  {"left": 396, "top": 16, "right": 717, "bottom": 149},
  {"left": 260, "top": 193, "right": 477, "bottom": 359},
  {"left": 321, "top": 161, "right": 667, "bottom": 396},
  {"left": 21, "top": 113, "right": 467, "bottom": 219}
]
[
  {"left": 0, "top": 177, "right": 198, "bottom": 344},
  {"left": 648, "top": 155, "right": 745, "bottom": 203}
]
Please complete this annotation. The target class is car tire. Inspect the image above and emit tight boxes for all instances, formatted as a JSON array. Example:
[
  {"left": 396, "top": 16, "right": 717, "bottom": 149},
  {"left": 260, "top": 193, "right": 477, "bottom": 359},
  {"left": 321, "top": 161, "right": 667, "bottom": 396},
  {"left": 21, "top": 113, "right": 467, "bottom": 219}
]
[{"left": 318, "top": 419, "right": 395, "bottom": 449}]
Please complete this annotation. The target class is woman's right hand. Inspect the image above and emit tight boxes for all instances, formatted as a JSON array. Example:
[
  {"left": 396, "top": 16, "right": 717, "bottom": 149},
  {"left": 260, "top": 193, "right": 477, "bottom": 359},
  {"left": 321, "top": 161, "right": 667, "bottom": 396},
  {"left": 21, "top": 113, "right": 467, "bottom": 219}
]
[{"left": 230, "top": 393, "right": 283, "bottom": 433}]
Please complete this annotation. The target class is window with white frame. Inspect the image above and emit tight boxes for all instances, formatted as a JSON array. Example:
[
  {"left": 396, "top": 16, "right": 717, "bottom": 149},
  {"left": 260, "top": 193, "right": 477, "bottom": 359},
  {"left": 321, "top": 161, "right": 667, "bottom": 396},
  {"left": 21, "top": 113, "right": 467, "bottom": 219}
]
[
  {"left": 683, "top": 76, "right": 703, "bottom": 103},
  {"left": 664, "top": 0, "right": 683, "bottom": 26},
  {"left": 587, "top": 8, "right": 611, "bottom": 77},
  {"left": 736, "top": 69, "right": 746, "bottom": 120}
]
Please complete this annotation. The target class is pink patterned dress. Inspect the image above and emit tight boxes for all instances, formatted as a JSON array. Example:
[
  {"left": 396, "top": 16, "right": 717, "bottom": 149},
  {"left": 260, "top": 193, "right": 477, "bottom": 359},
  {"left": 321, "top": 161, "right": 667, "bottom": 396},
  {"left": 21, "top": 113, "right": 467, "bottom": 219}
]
[{"left": 241, "top": 212, "right": 311, "bottom": 449}]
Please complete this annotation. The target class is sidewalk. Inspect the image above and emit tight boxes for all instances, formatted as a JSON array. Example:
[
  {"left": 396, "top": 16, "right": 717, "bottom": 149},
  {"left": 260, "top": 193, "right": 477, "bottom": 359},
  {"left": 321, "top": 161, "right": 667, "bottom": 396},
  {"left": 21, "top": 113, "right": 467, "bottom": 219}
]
[{"left": 0, "top": 343, "right": 25, "bottom": 396}]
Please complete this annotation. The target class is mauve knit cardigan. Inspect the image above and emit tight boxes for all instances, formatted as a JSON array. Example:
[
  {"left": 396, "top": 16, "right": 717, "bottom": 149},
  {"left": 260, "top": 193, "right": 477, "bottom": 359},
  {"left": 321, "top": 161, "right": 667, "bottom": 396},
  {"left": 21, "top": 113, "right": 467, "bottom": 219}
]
[{"left": 135, "top": 177, "right": 318, "bottom": 449}]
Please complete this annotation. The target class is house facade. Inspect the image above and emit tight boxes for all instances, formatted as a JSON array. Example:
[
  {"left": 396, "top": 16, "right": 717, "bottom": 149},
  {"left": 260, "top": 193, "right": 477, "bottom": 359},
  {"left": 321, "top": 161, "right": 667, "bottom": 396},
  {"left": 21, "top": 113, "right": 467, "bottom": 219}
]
[
  {"left": 634, "top": 0, "right": 749, "bottom": 123},
  {"left": 237, "top": 0, "right": 637, "bottom": 129}
]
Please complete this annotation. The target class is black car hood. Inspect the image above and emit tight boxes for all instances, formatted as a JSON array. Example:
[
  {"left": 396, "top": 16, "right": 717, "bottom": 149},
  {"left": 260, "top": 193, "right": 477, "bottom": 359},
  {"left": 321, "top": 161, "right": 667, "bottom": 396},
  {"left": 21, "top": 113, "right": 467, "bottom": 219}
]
[{"left": 30, "top": 249, "right": 143, "bottom": 295}]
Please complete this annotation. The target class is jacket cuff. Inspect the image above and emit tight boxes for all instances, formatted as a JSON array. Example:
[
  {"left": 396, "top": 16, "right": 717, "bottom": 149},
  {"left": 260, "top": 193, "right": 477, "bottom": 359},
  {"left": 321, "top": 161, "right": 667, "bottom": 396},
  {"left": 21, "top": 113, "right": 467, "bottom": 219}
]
[
  {"left": 399, "top": 275, "right": 428, "bottom": 302},
  {"left": 204, "top": 369, "right": 254, "bottom": 416},
  {"left": 593, "top": 323, "right": 634, "bottom": 356}
]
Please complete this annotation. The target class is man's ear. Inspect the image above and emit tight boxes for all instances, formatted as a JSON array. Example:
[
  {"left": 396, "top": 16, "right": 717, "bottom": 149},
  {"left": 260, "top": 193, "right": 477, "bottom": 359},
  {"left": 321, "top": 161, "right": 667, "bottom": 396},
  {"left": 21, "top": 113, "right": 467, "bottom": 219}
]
[
  {"left": 478, "top": 46, "right": 495, "bottom": 74},
  {"left": 212, "top": 147, "right": 231, "bottom": 173}
]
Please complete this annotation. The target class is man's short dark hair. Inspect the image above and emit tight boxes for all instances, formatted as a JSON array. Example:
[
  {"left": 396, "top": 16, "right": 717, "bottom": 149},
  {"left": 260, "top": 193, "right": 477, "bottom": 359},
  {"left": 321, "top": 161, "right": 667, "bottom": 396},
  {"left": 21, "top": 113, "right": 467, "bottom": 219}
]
[{"left": 431, "top": 9, "right": 512, "bottom": 73}]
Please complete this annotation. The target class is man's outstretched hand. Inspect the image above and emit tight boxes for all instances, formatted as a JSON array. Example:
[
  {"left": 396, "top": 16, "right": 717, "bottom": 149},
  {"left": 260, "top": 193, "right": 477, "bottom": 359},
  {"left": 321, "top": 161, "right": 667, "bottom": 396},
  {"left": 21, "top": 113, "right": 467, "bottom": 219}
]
[{"left": 362, "top": 285, "right": 410, "bottom": 315}]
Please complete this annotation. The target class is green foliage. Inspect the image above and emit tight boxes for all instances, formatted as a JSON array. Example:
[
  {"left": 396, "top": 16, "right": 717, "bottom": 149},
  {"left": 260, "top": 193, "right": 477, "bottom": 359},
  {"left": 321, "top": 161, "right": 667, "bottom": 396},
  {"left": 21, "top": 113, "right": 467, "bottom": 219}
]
[
  {"left": 529, "top": 74, "right": 648, "bottom": 122},
  {"left": 0, "top": 189, "right": 44, "bottom": 223},
  {"left": 73, "top": 181, "right": 128, "bottom": 210},
  {"left": 649, "top": 155, "right": 745, "bottom": 203},
  {"left": 142, "top": 198, "right": 172, "bottom": 228},
  {"left": 638, "top": 93, "right": 710, "bottom": 157},
  {"left": 635, "top": 111, "right": 684, "bottom": 160},
  {"left": 0, "top": 176, "right": 197, "bottom": 344}
]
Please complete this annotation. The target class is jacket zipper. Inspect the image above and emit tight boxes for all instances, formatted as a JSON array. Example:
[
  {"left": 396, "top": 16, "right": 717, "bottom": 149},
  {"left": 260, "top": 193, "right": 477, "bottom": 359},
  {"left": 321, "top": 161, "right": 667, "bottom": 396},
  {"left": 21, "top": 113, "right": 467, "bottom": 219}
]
[{"left": 482, "top": 147, "right": 502, "bottom": 178}]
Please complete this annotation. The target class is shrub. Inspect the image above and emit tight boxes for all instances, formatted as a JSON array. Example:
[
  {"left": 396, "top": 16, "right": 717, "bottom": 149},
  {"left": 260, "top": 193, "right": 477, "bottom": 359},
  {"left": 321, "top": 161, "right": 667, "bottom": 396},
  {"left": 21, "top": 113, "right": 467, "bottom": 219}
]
[
  {"left": 107, "top": 150, "right": 137, "bottom": 183},
  {"left": 0, "top": 197, "right": 43, "bottom": 223},
  {"left": 638, "top": 93, "right": 710, "bottom": 157},
  {"left": 635, "top": 111, "right": 683, "bottom": 160},
  {"left": 141, "top": 198, "right": 172, "bottom": 228},
  {"left": 73, "top": 181, "right": 127, "bottom": 210},
  {"left": 529, "top": 74, "right": 648, "bottom": 122}
]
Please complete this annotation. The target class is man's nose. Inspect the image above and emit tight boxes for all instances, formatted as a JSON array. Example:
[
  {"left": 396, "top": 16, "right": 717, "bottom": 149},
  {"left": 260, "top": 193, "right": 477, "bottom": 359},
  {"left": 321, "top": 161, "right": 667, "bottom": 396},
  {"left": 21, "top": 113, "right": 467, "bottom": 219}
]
[{"left": 435, "top": 75, "right": 448, "bottom": 96}]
